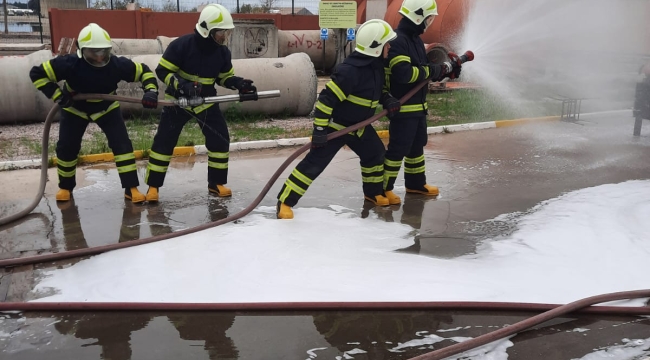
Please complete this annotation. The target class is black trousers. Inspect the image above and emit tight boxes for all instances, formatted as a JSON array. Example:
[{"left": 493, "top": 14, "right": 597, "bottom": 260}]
[
  {"left": 56, "top": 108, "right": 138, "bottom": 190},
  {"left": 384, "top": 114, "right": 428, "bottom": 191},
  {"left": 277, "top": 125, "right": 385, "bottom": 207},
  {"left": 145, "top": 105, "right": 230, "bottom": 187}
]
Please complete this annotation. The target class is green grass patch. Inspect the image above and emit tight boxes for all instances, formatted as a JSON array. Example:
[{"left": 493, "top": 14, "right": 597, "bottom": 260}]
[
  {"left": 21, "top": 136, "right": 56, "bottom": 157},
  {"left": 11, "top": 89, "right": 562, "bottom": 162},
  {"left": 74, "top": 106, "right": 305, "bottom": 154},
  {"left": 370, "top": 89, "right": 561, "bottom": 130},
  {"left": 426, "top": 90, "right": 560, "bottom": 127}
]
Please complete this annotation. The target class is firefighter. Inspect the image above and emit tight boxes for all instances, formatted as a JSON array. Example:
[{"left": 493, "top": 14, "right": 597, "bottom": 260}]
[
  {"left": 276, "top": 19, "right": 401, "bottom": 219},
  {"left": 29, "top": 23, "right": 159, "bottom": 203},
  {"left": 384, "top": 0, "right": 462, "bottom": 205},
  {"left": 143, "top": 4, "right": 257, "bottom": 202}
]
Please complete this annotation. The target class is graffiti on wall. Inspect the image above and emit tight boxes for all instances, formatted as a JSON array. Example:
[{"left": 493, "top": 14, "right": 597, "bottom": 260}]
[
  {"left": 244, "top": 28, "right": 269, "bottom": 58},
  {"left": 286, "top": 33, "right": 323, "bottom": 50}
]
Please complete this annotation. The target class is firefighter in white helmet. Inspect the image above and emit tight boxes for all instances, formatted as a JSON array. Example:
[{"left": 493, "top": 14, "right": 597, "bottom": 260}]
[
  {"left": 383, "top": 0, "right": 462, "bottom": 205},
  {"left": 29, "top": 23, "right": 159, "bottom": 203},
  {"left": 276, "top": 19, "right": 400, "bottom": 219},
  {"left": 144, "top": 4, "right": 257, "bottom": 202}
]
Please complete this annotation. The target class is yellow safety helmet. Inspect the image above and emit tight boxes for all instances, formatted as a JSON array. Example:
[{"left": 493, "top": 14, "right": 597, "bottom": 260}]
[
  {"left": 196, "top": 4, "right": 235, "bottom": 38},
  {"left": 355, "top": 19, "right": 397, "bottom": 57},
  {"left": 76, "top": 23, "right": 112, "bottom": 67},
  {"left": 399, "top": 0, "right": 438, "bottom": 26}
]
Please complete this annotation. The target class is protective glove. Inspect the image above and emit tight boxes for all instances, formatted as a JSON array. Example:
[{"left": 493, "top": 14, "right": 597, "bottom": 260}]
[
  {"left": 450, "top": 62, "right": 462, "bottom": 79},
  {"left": 311, "top": 126, "right": 328, "bottom": 149},
  {"left": 429, "top": 61, "right": 462, "bottom": 81},
  {"left": 380, "top": 93, "right": 401, "bottom": 120},
  {"left": 56, "top": 86, "right": 75, "bottom": 108},
  {"left": 447, "top": 52, "right": 463, "bottom": 79},
  {"left": 141, "top": 90, "right": 158, "bottom": 109},
  {"left": 235, "top": 78, "right": 257, "bottom": 94},
  {"left": 177, "top": 79, "right": 202, "bottom": 98}
]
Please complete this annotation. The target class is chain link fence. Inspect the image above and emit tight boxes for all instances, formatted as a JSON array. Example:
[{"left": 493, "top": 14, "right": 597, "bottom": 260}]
[
  {"left": 0, "top": 0, "right": 319, "bottom": 44},
  {"left": 90, "top": 0, "right": 319, "bottom": 15},
  {"left": 0, "top": 9, "right": 50, "bottom": 44}
]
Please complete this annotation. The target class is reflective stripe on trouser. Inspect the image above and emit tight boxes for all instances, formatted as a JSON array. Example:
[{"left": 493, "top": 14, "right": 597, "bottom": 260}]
[
  {"left": 57, "top": 108, "right": 139, "bottom": 190},
  {"left": 384, "top": 115, "right": 428, "bottom": 191},
  {"left": 146, "top": 105, "right": 230, "bottom": 187},
  {"left": 277, "top": 125, "right": 385, "bottom": 207}
]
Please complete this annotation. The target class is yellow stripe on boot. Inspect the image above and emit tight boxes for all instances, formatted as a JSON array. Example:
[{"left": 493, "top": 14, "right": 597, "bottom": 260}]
[
  {"left": 276, "top": 202, "right": 293, "bottom": 219},
  {"left": 364, "top": 195, "right": 389, "bottom": 206},
  {"left": 406, "top": 184, "right": 440, "bottom": 196},
  {"left": 384, "top": 190, "right": 401, "bottom": 205},
  {"left": 125, "top": 187, "right": 146, "bottom": 203},
  {"left": 145, "top": 186, "right": 159, "bottom": 202},
  {"left": 208, "top": 184, "right": 232, "bottom": 197},
  {"left": 56, "top": 189, "right": 71, "bottom": 201}
]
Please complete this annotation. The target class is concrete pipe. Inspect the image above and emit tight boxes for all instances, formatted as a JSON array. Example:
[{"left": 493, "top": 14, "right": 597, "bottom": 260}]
[
  {"left": 156, "top": 36, "right": 176, "bottom": 53},
  {"left": 0, "top": 50, "right": 317, "bottom": 124},
  {"left": 117, "top": 52, "right": 317, "bottom": 116},
  {"left": 111, "top": 19, "right": 279, "bottom": 60},
  {"left": 278, "top": 30, "right": 341, "bottom": 70},
  {"left": 111, "top": 38, "right": 163, "bottom": 55},
  {"left": 0, "top": 51, "right": 59, "bottom": 124},
  {"left": 109, "top": 36, "right": 175, "bottom": 56}
]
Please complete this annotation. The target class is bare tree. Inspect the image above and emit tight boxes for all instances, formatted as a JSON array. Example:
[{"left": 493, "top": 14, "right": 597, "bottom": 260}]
[{"left": 259, "top": 0, "right": 277, "bottom": 13}]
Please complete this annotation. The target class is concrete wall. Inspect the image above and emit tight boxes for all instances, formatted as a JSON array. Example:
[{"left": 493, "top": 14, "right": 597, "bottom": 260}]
[
  {"left": 366, "top": 0, "right": 387, "bottom": 20},
  {"left": 48, "top": 9, "right": 321, "bottom": 52}
]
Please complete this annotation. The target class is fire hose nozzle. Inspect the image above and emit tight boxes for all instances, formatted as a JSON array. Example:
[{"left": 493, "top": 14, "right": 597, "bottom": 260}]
[
  {"left": 461, "top": 50, "right": 475, "bottom": 63},
  {"left": 174, "top": 97, "right": 205, "bottom": 108},
  {"left": 171, "top": 90, "right": 281, "bottom": 108},
  {"left": 448, "top": 50, "right": 475, "bottom": 65}
]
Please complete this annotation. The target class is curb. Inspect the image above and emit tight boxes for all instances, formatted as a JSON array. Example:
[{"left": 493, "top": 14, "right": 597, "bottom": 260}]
[{"left": 0, "top": 116, "right": 560, "bottom": 171}]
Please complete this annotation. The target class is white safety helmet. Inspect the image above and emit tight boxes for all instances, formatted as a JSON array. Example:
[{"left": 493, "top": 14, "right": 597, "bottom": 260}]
[
  {"left": 196, "top": 3, "right": 235, "bottom": 43},
  {"left": 399, "top": 0, "right": 438, "bottom": 27},
  {"left": 76, "top": 23, "right": 112, "bottom": 67},
  {"left": 355, "top": 19, "right": 397, "bottom": 57}
]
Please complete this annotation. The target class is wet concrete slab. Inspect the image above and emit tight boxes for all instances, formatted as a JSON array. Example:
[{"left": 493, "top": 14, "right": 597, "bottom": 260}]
[
  {"left": 1, "top": 111, "right": 650, "bottom": 358},
  {"left": 0, "top": 310, "right": 648, "bottom": 359},
  {"left": 3, "top": 112, "right": 650, "bottom": 262}
]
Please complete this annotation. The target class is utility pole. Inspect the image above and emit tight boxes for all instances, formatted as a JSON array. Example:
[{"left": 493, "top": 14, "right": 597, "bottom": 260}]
[{"left": 3, "top": 0, "right": 8, "bottom": 35}]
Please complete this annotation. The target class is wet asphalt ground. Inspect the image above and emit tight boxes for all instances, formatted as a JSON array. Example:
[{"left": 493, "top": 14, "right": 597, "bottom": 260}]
[{"left": 1, "top": 110, "right": 649, "bottom": 359}]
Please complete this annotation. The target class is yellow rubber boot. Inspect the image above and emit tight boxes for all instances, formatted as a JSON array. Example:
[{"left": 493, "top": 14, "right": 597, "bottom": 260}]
[
  {"left": 145, "top": 187, "right": 159, "bottom": 202},
  {"left": 406, "top": 184, "right": 440, "bottom": 196},
  {"left": 56, "top": 189, "right": 71, "bottom": 202},
  {"left": 384, "top": 190, "right": 401, "bottom": 205},
  {"left": 208, "top": 184, "right": 232, "bottom": 197},
  {"left": 125, "top": 187, "right": 146, "bottom": 204},
  {"left": 276, "top": 202, "right": 293, "bottom": 219},
  {"left": 364, "top": 195, "right": 390, "bottom": 206}
]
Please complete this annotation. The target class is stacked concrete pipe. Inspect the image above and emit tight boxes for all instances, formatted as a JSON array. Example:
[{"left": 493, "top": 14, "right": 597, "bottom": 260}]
[
  {"left": 0, "top": 50, "right": 317, "bottom": 124},
  {"left": 107, "top": 30, "right": 344, "bottom": 70}
]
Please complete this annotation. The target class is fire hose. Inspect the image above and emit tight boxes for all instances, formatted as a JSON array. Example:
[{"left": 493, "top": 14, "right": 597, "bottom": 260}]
[
  {"left": 0, "top": 90, "right": 280, "bottom": 227},
  {"left": 0, "top": 51, "right": 472, "bottom": 266},
  {"left": 0, "top": 291, "right": 647, "bottom": 359},
  {"left": 0, "top": 84, "right": 419, "bottom": 258},
  {"left": 1, "top": 51, "right": 650, "bottom": 358}
]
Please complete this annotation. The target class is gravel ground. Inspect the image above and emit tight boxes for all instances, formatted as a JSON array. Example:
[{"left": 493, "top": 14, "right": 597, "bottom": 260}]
[{"left": 0, "top": 117, "right": 313, "bottom": 162}]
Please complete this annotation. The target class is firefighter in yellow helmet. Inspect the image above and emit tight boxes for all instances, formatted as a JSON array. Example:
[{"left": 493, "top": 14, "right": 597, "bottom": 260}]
[
  {"left": 383, "top": 0, "right": 462, "bottom": 205},
  {"left": 143, "top": 4, "right": 257, "bottom": 202},
  {"left": 276, "top": 19, "right": 400, "bottom": 219},
  {"left": 29, "top": 23, "right": 159, "bottom": 203}
]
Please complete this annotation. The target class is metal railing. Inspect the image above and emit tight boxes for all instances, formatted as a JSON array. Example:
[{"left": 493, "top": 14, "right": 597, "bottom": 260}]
[{"left": 0, "top": 12, "right": 50, "bottom": 44}]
